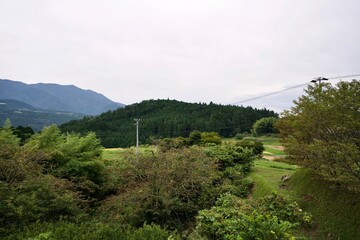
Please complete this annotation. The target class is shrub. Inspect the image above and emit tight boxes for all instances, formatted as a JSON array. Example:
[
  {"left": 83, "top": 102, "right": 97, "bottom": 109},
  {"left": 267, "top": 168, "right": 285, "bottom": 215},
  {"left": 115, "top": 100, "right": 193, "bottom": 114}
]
[
  {"left": 195, "top": 194, "right": 296, "bottom": 240},
  {"left": 236, "top": 139, "right": 265, "bottom": 157},
  {"left": 204, "top": 143, "right": 255, "bottom": 170},
  {"left": 98, "top": 147, "right": 218, "bottom": 230},
  {"left": 4, "top": 222, "right": 180, "bottom": 240}
]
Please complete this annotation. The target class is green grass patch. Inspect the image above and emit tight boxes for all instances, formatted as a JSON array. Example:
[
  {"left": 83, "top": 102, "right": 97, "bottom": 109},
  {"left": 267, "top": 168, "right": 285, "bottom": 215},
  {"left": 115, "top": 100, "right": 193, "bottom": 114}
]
[
  {"left": 102, "top": 148, "right": 127, "bottom": 162},
  {"left": 264, "top": 146, "right": 285, "bottom": 155},
  {"left": 243, "top": 135, "right": 282, "bottom": 145},
  {"left": 249, "top": 159, "right": 298, "bottom": 199}
]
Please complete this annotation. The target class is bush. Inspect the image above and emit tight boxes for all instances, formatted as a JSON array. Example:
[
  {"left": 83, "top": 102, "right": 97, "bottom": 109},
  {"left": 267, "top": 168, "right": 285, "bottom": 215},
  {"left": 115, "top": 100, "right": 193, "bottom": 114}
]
[
  {"left": 195, "top": 194, "right": 296, "bottom": 240},
  {"left": 0, "top": 176, "right": 82, "bottom": 237},
  {"left": 98, "top": 147, "right": 218, "bottom": 230},
  {"left": 236, "top": 139, "right": 265, "bottom": 157},
  {"left": 4, "top": 222, "right": 180, "bottom": 240},
  {"left": 204, "top": 143, "right": 255, "bottom": 170},
  {"left": 195, "top": 192, "right": 311, "bottom": 240}
]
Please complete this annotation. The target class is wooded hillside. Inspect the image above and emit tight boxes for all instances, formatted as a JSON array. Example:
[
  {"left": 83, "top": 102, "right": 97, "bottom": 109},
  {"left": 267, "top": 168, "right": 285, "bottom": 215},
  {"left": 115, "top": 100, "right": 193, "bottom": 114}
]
[{"left": 60, "top": 99, "right": 277, "bottom": 147}]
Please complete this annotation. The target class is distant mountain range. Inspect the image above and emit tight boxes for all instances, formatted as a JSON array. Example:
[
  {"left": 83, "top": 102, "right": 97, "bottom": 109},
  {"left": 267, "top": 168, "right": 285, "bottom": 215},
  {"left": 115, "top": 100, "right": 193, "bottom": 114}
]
[
  {"left": 0, "top": 99, "right": 85, "bottom": 131},
  {"left": 0, "top": 79, "right": 125, "bottom": 115},
  {"left": 0, "top": 79, "right": 125, "bottom": 130}
]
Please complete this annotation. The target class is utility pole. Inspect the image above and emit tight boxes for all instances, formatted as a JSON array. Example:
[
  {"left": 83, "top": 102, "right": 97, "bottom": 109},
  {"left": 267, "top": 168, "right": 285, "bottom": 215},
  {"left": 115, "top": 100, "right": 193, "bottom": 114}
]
[
  {"left": 311, "top": 77, "right": 328, "bottom": 84},
  {"left": 134, "top": 119, "right": 140, "bottom": 161}
]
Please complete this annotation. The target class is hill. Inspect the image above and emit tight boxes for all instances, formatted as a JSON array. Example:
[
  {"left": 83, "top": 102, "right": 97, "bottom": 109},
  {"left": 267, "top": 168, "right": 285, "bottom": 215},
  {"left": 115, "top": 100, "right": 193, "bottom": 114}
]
[
  {"left": 0, "top": 79, "right": 125, "bottom": 115},
  {"left": 0, "top": 99, "right": 84, "bottom": 131},
  {"left": 60, "top": 99, "right": 278, "bottom": 147}
]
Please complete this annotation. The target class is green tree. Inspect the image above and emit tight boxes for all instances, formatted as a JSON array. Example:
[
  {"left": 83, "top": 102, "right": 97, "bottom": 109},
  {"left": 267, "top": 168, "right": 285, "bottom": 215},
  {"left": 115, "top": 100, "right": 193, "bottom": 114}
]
[
  {"left": 0, "top": 119, "right": 20, "bottom": 159},
  {"left": 23, "top": 125, "right": 106, "bottom": 200},
  {"left": 252, "top": 117, "right": 278, "bottom": 136},
  {"left": 276, "top": 80, "right": 360, "bottom": 184}
]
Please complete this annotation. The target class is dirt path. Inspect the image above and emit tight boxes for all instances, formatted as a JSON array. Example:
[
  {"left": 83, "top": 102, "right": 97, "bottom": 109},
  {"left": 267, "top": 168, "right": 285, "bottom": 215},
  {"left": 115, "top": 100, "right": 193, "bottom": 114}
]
[{"left": 266, "top": 145, "right": 285, "bottom": 151}]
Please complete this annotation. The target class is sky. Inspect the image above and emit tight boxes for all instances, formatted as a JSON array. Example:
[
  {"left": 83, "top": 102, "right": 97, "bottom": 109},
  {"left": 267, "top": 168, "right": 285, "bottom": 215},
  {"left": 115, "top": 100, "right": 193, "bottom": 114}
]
[{"left": 0, "top": 0, "right": 359, "bottom": 113}]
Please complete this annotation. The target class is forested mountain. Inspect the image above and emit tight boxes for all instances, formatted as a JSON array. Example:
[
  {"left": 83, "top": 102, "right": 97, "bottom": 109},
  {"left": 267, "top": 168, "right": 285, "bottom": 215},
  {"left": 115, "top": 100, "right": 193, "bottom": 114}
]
[
  {"left": 0, "top": 79, "right": 125, "bottom": 115},
  {"left": 60, "top": 99, "right": 278, "bottom": 147},
  {"left": 0, "top": 99, "right": 84, "bottom": 131}
]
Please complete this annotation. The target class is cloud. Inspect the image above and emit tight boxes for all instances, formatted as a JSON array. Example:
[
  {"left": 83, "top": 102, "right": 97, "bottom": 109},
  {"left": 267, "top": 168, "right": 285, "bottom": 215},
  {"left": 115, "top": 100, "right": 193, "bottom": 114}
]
[{"left": 0, "top": 0, "right": 359, "bottom": 109}]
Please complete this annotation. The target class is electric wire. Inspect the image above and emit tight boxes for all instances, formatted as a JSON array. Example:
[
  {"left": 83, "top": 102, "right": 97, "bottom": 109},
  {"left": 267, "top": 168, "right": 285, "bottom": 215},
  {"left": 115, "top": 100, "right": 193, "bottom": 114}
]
[{"left": 232, "top": 74, "right": 360, "bottom": 105}]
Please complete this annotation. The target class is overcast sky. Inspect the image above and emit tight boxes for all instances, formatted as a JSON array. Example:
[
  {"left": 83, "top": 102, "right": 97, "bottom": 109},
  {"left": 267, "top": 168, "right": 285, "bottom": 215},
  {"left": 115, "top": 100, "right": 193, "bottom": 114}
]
[{"left": 1, "top": 0, "right": 359, "bottom": 112}]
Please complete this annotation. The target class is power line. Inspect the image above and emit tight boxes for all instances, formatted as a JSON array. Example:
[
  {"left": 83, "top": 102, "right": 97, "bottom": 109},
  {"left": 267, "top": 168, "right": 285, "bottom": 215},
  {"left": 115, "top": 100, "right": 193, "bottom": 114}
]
[{"left": 232, "top": 74, "right": 360, "bottom": 105}]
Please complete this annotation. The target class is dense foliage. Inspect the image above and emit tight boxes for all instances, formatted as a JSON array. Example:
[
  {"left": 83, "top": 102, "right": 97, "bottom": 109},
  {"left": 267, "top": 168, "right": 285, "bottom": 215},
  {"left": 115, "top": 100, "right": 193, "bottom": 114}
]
[
  {"left": 60, "top": 99, "right": 277, "bottom": 147},
  {"left": 1, "top": 120, "right": 317, "bottom": 239},
  {"left": 0, "top": 121, "right": 262, "bottom": 239},
  {"left": 252, "top": 117, "right": 278, "bottom": 136},
  {"left": 98, "top": 147, "right": 219, "bottom": 230},
  {"left": 195, "top": 192, "right": 312, "bottom": 240},
  {"left": 277, "top": 80, "right": 360, "bottom": 185}
]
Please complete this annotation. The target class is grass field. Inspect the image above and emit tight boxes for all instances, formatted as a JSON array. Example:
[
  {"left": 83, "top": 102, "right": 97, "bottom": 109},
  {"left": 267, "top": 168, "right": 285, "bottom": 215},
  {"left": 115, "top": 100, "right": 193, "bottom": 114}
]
[{"left": 248, "top": 159, "right": 298, "bottom": 199}]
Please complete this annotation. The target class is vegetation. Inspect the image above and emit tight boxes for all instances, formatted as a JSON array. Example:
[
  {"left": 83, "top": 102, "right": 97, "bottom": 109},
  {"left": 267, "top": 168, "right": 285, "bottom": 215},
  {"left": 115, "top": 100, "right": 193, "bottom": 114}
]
[
  {"left": 288, "top": 168, "right": 360, "bottom": 239},
  {"left": 2, "top": 79, "right": 360, "bottom": 239},
  {"left": 277, "top": 80, "right": 360, "bottom": 186},
  {"left": 195, "top": 192, "right": 311, "bottom": 240},
  {"left": 0, "top": 99, "right": 84, "bottom": 132},
  {"left": 1, "top": 122, "right": 269, "bottom": 239},
  {"left": 251, "top": 116, "right": 278, "bottom": 136},
  {"left": 60, "top": 99, "right": 277, "bottom": 148},
  {"left": 249, "top": 159, "right": 298, "bottom": 199}
]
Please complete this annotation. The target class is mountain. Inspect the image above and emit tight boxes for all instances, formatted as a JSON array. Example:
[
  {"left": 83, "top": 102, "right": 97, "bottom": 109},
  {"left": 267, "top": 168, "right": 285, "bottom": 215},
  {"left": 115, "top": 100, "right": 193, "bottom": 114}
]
[
  {"left": 0, "top": 79, "right": 125, "bottom": 115},
  {"left": 0, "top": 99, "right": 85, "bottom": 131},
  {"left": 60, "top": 99, "right": 278, "bottom": 148}
]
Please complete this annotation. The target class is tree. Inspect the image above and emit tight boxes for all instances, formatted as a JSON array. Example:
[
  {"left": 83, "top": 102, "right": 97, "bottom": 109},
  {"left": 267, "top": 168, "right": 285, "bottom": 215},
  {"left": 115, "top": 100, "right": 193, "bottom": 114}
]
[
  {"left": 0, "top": 119, "right": 20, "bottom": 159},
  {"left": 276, "top": 80, "right": 360, "bottom": 184},
  {"left": 23, "top": 125, "right": 106, "bottom": 200},
  {"left": 252, "top": 117, "right": 278, "bottom": 136}
]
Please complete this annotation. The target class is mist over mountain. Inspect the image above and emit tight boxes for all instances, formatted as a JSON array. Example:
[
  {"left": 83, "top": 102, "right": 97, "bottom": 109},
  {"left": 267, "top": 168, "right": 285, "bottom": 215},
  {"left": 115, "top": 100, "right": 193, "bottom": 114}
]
[{"left": 0, "top": 79, "right": 125, "bottom": 115}]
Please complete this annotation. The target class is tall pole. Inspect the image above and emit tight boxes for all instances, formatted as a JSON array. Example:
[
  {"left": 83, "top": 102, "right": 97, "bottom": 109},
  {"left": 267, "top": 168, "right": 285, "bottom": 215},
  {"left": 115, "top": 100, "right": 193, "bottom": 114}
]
[
  {"left": 134, "top": 119, "right": 140, "bottom": 161},
  {"left": 311, "top": 77, "right": 328, "bottom": 84}
]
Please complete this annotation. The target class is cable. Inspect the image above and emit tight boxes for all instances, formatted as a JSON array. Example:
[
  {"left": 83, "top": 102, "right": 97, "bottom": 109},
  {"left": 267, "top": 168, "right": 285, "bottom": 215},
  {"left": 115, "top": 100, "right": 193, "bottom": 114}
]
[
  {"left": 328, "top": 74, "right": 360, "bottom": 80},
  {"left": 232, "top": 74, "right": 360, "bottom": 105}
]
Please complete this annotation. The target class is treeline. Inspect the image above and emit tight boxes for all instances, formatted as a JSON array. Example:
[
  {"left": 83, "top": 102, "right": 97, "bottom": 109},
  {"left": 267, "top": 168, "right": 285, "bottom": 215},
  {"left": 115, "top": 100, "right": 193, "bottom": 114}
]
[{"left": 60, "top": 99, "right": 277, "bottom": 147}]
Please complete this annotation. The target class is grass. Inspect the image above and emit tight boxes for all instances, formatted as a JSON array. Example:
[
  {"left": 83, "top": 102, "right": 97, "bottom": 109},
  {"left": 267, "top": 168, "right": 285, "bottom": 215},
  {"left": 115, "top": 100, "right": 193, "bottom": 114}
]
[
  {"left": 248, "top": 159, "right": 298, "bottom": 199},
  {"left": 244, "top": 135, "right": 282, "bottom": 145},
  {"left": 263, "top": 146, "right": 285, "bottom": 155},
  {"left": 287, "top": 169, "right": 360, "bottom": 240},
  {"left": 249, "top": 158, "right": 360, "bottom": 240},
  {"left": 102, "top": 148, "right": 127, "bottom": 162},
  {"left": 247, "top": 136, "right": 360, "bottom": 239}
]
